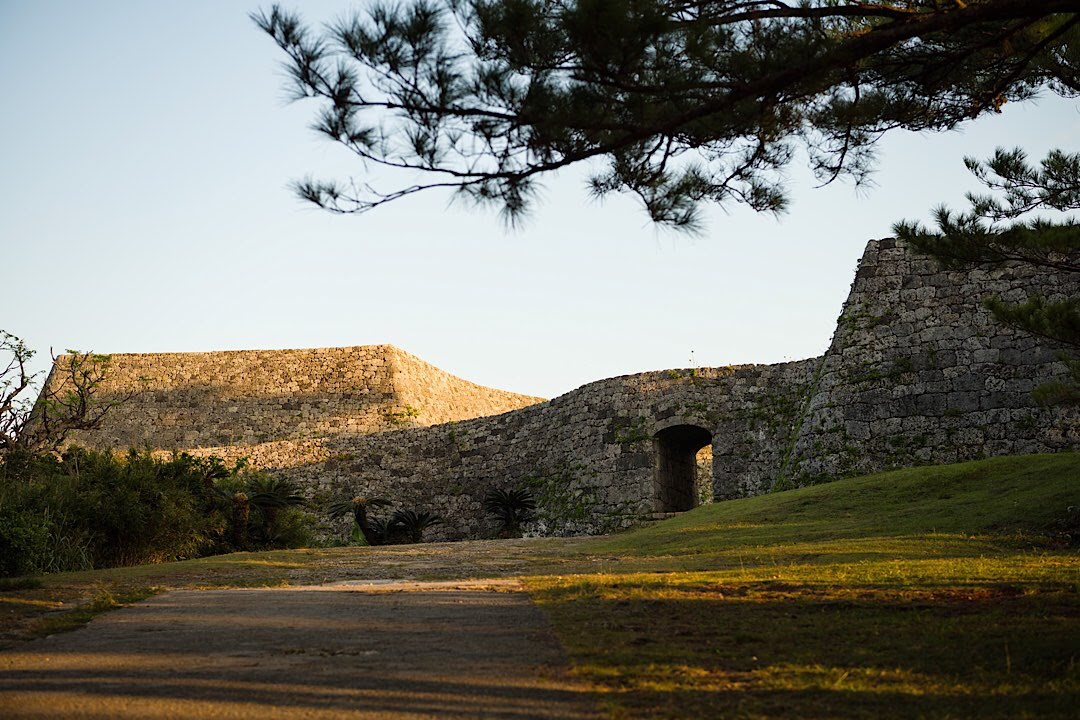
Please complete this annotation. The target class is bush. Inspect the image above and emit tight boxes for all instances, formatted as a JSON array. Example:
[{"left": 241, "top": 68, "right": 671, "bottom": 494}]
[
  {"left": 484, "top": 488, "right": 537, "bottom": 538},
  {"left": 59, "top": 449, "right": 222, "bottom": 567},
  {"left": 387, "top": 509, "right": 444, "bottom": 544},
  {"left": 324, "top": 496, "right": 443, "bottom": 545},
  {"left": 0, "top": 505, "right": 51, "bottom": 577},
  {"left": 0, "top": 446, "right": 312, "bottom": 576}
]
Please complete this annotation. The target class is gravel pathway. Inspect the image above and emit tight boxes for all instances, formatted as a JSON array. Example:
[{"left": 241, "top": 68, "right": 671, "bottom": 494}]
[{"left": 0, "top": 579, "right": 598, "bottom": 719}]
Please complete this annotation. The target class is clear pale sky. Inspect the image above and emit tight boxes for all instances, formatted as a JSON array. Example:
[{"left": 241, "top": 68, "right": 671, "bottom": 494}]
[{"left": 2, "top": 1, "right": 1077, "bottom": 398}]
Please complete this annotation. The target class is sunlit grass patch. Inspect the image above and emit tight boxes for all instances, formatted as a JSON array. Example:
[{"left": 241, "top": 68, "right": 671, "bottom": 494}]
[
  {"left": 590, "top": 454, "right": 1079, "bottom": 559},
  {"left": 531, "top": 571, "right": 1079, "bottom": 719},
  {"left": 531, "top": 453, "right": 1080, "bottom": 718}
]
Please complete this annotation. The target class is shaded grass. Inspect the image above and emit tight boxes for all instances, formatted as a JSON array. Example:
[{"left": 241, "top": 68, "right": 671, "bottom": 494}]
[
  {"left": 0, "top": 577, "right": 43, "bottom": 592},
  {"left": 528, "top": 454, "right": 1080, "bottom": 719},
  {"left": 534, "top": 576, "right": 1078, "bottom": 719},
  {"left": 26, "top": 587, "right": 160, "bottom": 639}
]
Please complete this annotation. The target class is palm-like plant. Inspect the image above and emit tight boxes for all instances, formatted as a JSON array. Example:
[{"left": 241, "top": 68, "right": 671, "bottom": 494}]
[
  {"left": 483, "top": 488, "right": 537, "bottom": 538},
  {"left": 246, "top": 475, "right": 304, "bottom": 528},
  {"left": 365, "top": 515, "right": 393, "bottom": 545},
  {"left": 231, "top": 491, "right": 250, "bottom": 549},
  {"left": 328, "top": 496, "right": 392, "bottom": 545},
  {"left": 388, "top": 509, "right": 444, "bottom": 544}
]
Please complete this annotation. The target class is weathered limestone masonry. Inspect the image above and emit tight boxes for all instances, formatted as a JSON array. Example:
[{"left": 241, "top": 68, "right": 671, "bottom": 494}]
[
  {"left": 49, "top": 238, "right": 1077, "bottom": 540},
  {"left": 274, "top": 359, "right": 819, "bottom": 538},
  {"left": 785, "top": 237, "right": 1078, "bottom": 483},
  {"left": 53, "top": 345, "right": 544, "bottom": 451}
]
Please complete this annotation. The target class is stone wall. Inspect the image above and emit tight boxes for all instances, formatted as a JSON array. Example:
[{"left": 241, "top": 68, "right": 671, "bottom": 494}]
[
  {"left": 262, "top": 360, "right": 819, "bottom": 540},
  {"left": 785, "top": 238, "right": 1079, "bottom": 483},
  {"left": 49, "top": 345, "right": 544, "bottom": 451},
  {"left": 42, "top": 237, "right": 1077, "bottom": 541}
]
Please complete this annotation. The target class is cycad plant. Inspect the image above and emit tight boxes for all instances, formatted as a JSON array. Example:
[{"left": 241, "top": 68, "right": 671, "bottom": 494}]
[
  {"left": 388, "top": 509, "right": 444, "bottom": 544},
  {"left": 246, "top": 475, "right": 304, "bottom": 527},
  {"left": 328, "top": 496, "right": 392, "bottom": 546},
  {"left": 483, "top": 488, "right": 537, "bottom": 538},
  {"left": 245, "top": 475, "right": 305, "bottom": 543}
]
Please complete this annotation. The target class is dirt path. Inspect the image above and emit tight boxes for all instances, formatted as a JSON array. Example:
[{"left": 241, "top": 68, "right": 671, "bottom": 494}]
[{"left": 0, "top": 579, "right": 598, "bottom": 719}]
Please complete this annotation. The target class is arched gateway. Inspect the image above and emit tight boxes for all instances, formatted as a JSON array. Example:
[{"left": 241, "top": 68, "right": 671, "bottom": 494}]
[{"left": 653, "top": 424, "right": 713, "bottom": 513}]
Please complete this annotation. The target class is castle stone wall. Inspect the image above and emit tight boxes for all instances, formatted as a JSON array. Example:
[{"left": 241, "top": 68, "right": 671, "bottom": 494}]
[
  {"left": 44, "top": 238, "right": 1077, "bottom": 541},
  {"left": 786, "top": 238, "right": 1079, "bottom": 483},
  {"left": 262, "top": 360, "right": 818, "bottom": 540},
  {"left": 50, "top": 345, "right": 543, "bottom": 450}
]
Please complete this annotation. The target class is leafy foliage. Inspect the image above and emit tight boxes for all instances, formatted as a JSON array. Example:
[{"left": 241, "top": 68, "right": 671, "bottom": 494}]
[
  {"left": 328, "top": 495, "right": 392, "bottom": 545},
  {"left": 388, "top": 508, "right": 445, "bottom": 543},
  {"left": 982, "top": 294, "right": 1080, "bottom": 350},
  {"left": 0, "top": 447, "right": 310, "bottom": 577},
  {"left": 895, "top": 148, "right": 1080, "bottom": 275},
  {"left": 245, "top": 474, "right": 307, "bottom": 545},
  {"left": 483, "top": 487, "right": 537, "bottom": 537},
  {"left": 327, "top": 496, "right": 443, "bottom": 544},
  {"left": 253, "top": 1, "right": 1080, "bottom": 230}
]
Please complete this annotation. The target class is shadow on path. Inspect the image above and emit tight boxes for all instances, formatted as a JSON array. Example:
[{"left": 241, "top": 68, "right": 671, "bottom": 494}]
[{"left": 0, "top": 580, "right": 598, "bottom": 719}]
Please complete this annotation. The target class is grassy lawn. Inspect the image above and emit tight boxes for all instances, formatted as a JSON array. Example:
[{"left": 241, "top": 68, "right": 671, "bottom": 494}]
[
  {"left": 1, "top": 453, "right": 1077, "bottom": 718},
  {"left": 528, "top": 453, "right": 1080, "bottom": 719}
]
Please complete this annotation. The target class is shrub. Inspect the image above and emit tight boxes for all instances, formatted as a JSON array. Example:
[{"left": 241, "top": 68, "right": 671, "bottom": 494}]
[
  {"left": 387, "top": 509, "right": 444, "bottom": 543},
  {"left": 226, "top": 474, "right": 307, "bottom": 550},
  {"left": 483, "top": 488, "right": 537, "bottom": 538},
  {"left": 56, "top": 448, "right": 221, "bottom": 567},
  {"left": 325, "top": 498, "right": 443, "bottom": 545},
  {"left": 327, "top": 496, "right": 392, "bottom": 545},
  {"left": 0, "top": 446, "right": 312, "bottom": 576},
  {"left": 0, "top": 505, "right": 51, "bottom": 577}
]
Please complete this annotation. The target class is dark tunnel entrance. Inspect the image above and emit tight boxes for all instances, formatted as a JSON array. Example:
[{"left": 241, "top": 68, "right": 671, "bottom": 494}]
[{"left": 653, "top": 424, "right": 713, "bottom": 513}]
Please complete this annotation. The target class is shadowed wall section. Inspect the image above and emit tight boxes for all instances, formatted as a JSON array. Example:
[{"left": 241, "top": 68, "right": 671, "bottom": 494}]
[{"left": 785, "top": 238, "right": 1079, "bottom": 483}]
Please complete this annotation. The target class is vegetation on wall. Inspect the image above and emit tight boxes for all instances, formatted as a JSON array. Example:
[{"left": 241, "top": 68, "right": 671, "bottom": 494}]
[
  {"left": 525, "top": 463, "right": 597, "bottom": 535},
  {"left": 524, "top": 462, "right": 640, "bottom": 535},
  {"left": 388, "top": 404, "right": 422, "bottom": 427},
  {"left": 611, "top": 416, "right": 651, "bottom": 446}
]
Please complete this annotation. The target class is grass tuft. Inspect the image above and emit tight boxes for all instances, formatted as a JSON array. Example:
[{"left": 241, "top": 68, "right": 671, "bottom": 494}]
[
  {"left": 0, "top": 577, "right": 43, "bottom": 592},
  {"left": 27, "top": 587, "right": 160, "bottom": 639}
]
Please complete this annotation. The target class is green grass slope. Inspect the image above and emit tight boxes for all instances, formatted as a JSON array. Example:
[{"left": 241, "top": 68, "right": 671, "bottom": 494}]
[
  {"left": 533, "top": 454, "right": 1080, "bottom": 720},
  {"left": 597, "top": 453, "right": 1079, "bottom": 558}
]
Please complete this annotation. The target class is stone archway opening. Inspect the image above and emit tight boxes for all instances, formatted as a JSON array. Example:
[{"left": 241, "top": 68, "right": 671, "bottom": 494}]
[{"left": 653, "top": 424, "right": 713, "bottom": 513}]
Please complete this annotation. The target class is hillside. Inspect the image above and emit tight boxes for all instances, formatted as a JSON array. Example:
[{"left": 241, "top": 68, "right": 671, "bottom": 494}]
[
  {"left": 592, "top": 452, "right": 1080, "bottom": 559},
  {"left": 532, "top": 453, "right": 1080, "bottom": 719}
]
